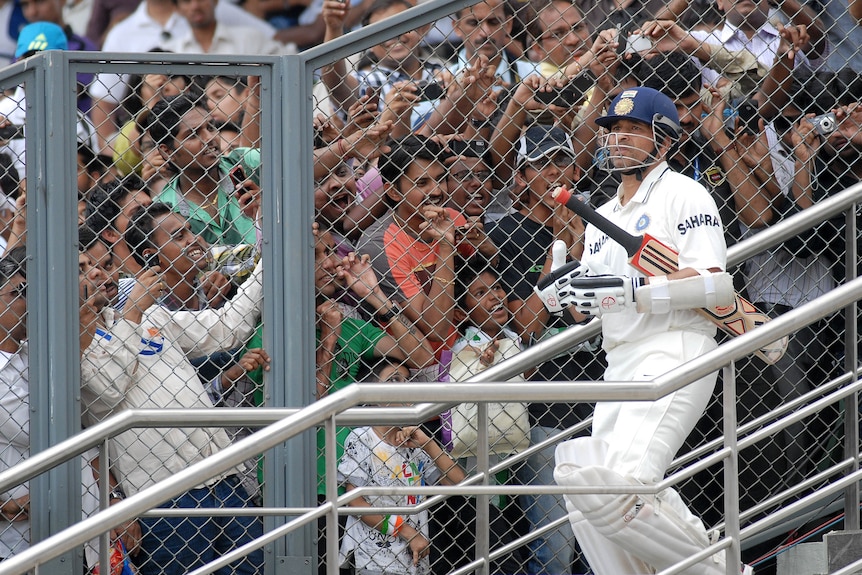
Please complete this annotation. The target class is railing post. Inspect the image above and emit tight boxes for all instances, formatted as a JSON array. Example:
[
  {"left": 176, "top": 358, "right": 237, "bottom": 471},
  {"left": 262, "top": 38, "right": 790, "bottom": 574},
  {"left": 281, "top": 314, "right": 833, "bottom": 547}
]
[
  {"left": 26, "top": 51, "right": 82, "bottom": 575},
  {"left": 272, "top": 52, "right": 317, "bottom": 574},
  {"left": 842, "top": 202, "right": 860, "bottom": 530},
  {"left": 722, "top": 363, "right": 742, "bottom": 574}
]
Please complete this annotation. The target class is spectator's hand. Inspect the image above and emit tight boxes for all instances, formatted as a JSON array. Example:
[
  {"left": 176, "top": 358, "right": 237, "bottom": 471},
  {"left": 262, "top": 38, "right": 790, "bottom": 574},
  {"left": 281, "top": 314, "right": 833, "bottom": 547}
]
[
  {"left": 221, "top": 348, "right": 271, "bottom": 390},
  {"left": 418, "top": 205, "right": 456, "bottom": 245},
  {"left": 586, "top": 28, "right": 622, "bottom": 78},
  {"left": 0, "top": 494, "right": 29, "bottom": 521},
  {"left": 478, "top": 338, "right": 499, "bottom": 367},
  {"left": 457, "top": 217, "right": 497, "bottom": 260},
  {"left": 736, "top": 126, "right": 772, "bottom": 168},
  {"left": 637, "top": 20, "right": 690, "bottom": 55},
  {"left": 395, "top": 425, "right": 433, "bottom": 449},
  {"left": 445, "top": 55, "right": 496, "bottom": 107},
  {"left": 382, "top": 81, "right": 420, "bottom": 121},
  {"left": 10, "top": 192, "right": 26, "bottom": 242},
  {"left": 835, "top": 102, "right": 862, "bottom": 145},
  {"left": 126, "top": 266, "right": 165, "bottom": 315},
  {"left": 551, "top": 202, "right": 584, "bottom": 257},
  {"left": 111, "top": 518, "right": 142, "bottom": 557},
  {"left": 200, "top": 270, "right": 232, "bottom": 308},
  {"left": 790, "top": 116, "right": 824, "bottom": 162},
  {"left": 406, "top": 531, "right": 431, "bottom": 566},
  {"left": 233, "top": 176, "right": 262, "bottom": 219},
  {"left": 316, "top": 299, "right": 343, "bottom": 337},
  {"left": 775, "top": 22, "right": 810, "bottom": 61},
  {"left": 510, "top": 75, "right": 550, "bottom": 112},
  {"left": 346, "top": 92, "right": 380, "bottom": 132},
  {"left": 314, "top": 113, "right": 343, "bottom": 145},
  {"left": 341, "top": 120, "right": 393, "bottom": 163},
  {"left": 336, "top": 252, "right": 379, "bottom": 298},
  {"left": 141, "top": 145, "right": 170, "bottom": 183},
  {"left": 699, "top": 86, "right": 732, "bottom": 151},
  {"left": 321, "top": 0, "right": 349, "bottom": 32}
]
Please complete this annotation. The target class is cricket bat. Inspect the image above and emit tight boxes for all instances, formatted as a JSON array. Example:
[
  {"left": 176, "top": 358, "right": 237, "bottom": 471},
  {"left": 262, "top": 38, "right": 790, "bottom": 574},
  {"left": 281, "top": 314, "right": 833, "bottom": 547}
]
[{"left": 552, "top": 187, "right": 787, "bottom": 364}]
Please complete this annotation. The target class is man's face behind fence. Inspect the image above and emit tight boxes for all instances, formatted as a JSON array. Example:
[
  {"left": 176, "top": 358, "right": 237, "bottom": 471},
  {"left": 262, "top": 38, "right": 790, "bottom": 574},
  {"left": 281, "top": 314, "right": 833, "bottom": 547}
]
[{"left": 160, "top": 107, "right": 221, "bottom": 174}]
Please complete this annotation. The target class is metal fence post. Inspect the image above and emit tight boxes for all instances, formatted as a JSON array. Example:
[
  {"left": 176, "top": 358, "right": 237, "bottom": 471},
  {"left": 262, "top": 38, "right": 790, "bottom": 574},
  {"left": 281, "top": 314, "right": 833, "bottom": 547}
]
[
  {"left": 270, "top": 52, "right": 317, "bottom": 575},
  {"left": 26, "top": 51, "right": 83, "bottom": 575}
]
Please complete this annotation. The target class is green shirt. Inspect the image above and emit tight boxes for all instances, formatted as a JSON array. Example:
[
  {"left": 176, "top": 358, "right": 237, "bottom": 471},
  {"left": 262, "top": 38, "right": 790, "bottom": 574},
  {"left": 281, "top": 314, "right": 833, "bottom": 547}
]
[
  {"left": 157, "top": 147, "right": 261, "bottom": 246},
  {"left": 316, "top": 317, "right": 386, "bottom": 495}
]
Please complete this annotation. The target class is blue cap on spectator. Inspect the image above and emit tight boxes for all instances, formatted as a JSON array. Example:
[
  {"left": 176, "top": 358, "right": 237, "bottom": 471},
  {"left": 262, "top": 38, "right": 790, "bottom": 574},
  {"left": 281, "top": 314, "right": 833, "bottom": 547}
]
[
  {"left": 595, "top": 86, "right": 680, "bottom": 138},
  {"left": 15, "top": 22, "right": 68, "bottom": 59},
  {"left": 516, "top": 125, "right": 575, "bottom": 167}
]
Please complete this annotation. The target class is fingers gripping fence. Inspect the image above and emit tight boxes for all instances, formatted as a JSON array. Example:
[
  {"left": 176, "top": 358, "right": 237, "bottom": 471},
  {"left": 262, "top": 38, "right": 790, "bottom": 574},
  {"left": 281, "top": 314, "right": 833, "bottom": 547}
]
[{"left": 1, "top": 0, "right": 861, "bottom": 574}]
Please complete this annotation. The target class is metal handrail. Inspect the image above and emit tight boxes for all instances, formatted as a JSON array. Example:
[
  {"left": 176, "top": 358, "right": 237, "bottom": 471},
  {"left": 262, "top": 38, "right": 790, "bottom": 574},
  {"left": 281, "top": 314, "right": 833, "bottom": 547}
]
[{"left": 1, "top": 274, "right": 860, "bottom": 575}]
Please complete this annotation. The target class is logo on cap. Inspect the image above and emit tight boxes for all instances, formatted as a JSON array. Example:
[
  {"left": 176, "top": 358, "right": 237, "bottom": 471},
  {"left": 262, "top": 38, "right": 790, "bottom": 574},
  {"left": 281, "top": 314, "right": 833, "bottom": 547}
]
[
  {"left": 614, "top": 98, "right": 635, "bottom": 116},
  {"left": 27, "top": 34, "right": 50, "bottom": 53}
]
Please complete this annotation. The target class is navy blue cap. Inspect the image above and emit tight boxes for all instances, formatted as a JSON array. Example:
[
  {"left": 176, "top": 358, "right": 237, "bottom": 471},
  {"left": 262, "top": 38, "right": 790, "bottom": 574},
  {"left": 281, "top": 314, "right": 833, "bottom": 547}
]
[
  {"left": 595, "top": 86, "right": 680, "bottom": 137},
  {"left": 516, "top": 124, "right": 575, "bottom": 166}
]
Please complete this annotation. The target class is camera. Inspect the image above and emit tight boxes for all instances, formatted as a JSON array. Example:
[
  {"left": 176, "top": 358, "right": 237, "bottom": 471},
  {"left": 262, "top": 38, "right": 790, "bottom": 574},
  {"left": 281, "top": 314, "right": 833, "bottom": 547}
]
[
  {"left": 416, "top": 81, "right": 445, "bottom": 101},
  {"left": 811, "top": 112, "right": 837, "bottom": 136},
  {"left": 625, "top": 33, "right": 654, "bottom": 54},
  {"left": 534, "top": 70, "right": 595, "bottom": 108}
]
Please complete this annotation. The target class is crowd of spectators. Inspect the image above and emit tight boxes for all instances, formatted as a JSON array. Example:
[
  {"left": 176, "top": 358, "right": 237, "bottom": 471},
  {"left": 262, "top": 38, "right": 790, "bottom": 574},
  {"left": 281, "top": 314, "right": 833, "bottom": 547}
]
[{"left": 1, "top": 0, "right": 861, "bottom": 572}]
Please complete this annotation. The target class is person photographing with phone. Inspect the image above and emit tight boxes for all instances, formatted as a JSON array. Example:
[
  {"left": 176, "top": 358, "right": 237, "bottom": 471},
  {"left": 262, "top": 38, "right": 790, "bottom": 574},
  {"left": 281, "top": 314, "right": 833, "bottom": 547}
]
[{"left": 145, "top": 95, "right": 261, "bottom": 247}]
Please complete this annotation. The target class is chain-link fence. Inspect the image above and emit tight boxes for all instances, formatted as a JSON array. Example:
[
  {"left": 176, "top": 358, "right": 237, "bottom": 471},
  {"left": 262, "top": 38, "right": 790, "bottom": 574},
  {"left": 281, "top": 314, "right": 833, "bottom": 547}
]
[
  {"left": 1, "top": 0, "right": 861, "bottom": 574},
  {"left": 307, "top": 0, "right": 861, "bottom": 573}
]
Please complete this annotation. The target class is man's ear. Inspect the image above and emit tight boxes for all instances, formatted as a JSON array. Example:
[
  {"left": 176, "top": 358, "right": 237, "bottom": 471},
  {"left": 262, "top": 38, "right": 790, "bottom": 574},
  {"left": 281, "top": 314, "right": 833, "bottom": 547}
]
[
  {"left": 383, "top": 181, "right": 401, "bottom": 205},
  {"left": 513, "top": 168, "right": 527, "bottom": 189},
  {"left": 453, "top": 307, "right": 467, "bottom": 324},
  {"left": 158, "top": 142, "right": 172, "bottom": 162},
  {"left": 101, "top": 228, "right": 120, "bottom": 244}
]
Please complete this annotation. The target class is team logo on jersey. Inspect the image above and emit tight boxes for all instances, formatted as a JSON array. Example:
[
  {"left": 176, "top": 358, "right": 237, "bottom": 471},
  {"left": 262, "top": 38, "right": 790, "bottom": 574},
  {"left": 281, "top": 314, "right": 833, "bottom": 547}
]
[
  {"left": 635, "top": 213, "right": 650, "bottom": 232},
  {"left": 704, "top": 166, "right": 726, "bottom": 187},
  {"left": 139, "top": 327, "right": 164, "bottom": 355}
]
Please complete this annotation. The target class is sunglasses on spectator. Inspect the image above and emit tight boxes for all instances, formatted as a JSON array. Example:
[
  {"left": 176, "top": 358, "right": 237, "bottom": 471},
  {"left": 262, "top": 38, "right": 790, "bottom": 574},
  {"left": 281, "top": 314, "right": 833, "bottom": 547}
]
[{"left": 525, "top": 154, "right": 573, "bottom": 170}]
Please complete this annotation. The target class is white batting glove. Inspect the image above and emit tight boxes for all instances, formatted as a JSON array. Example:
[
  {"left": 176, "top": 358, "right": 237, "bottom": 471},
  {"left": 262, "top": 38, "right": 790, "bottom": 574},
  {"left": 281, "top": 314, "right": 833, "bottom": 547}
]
[
  {"left": 534, "top": 245, "right": 591, "bottom": 314},
  {"left": 567, "top": 275, "right": 646, "bottom": 317}
]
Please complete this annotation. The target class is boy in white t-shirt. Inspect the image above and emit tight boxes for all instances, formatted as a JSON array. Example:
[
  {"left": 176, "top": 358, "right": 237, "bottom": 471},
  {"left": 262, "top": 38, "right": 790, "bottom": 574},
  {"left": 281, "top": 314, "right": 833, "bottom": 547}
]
[{"left": 337, "top": 416, "right": 464, "bottom": 575}]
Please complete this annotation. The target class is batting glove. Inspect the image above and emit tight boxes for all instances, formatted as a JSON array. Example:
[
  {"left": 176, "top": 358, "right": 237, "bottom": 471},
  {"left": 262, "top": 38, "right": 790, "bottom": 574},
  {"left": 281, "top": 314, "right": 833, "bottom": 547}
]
[
  {"left": 534, "top": 259, "right": 592, "bottom": 314},
  {"left": 568, "top": 275, "right": 646, "bottom": 317}
]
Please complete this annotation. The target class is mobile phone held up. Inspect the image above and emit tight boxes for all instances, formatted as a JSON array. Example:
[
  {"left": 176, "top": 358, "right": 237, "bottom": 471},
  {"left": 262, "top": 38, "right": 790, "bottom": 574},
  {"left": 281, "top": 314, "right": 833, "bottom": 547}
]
[
  {"left": 415, "top": 81, "right": 445, "bottom": 101},
  {"left": 229, "top": 164, "right": 247, "bottom": 188},
  {"left": 534, "top": 70, "right": 596, "bottom": 108}
]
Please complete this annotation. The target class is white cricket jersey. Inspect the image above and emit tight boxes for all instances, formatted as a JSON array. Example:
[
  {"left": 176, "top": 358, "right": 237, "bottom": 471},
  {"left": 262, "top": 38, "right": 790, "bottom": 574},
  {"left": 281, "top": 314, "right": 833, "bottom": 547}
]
[{"left": 582, "top": 162, "right": 727, "bottom": 351}]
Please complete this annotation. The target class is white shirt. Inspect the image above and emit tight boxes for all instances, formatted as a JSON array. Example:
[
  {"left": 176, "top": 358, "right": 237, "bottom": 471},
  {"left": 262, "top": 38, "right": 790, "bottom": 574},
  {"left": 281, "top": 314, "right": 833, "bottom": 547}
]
[
  {"left": 91, "top": 0, "right": 276, "bottom": 104},
  {"left": 582, "top": 163, "right": 726, "bottom": 351},
  {"left": 337, "top": 426, "right": 440, "bottom": 575},
  {"left": 0, "top": 344, "right": 101, "bottom": 563},
  {"left": 0, "top": 86, "right": 98, "bottom": 177},
  {"left": 161, "top": 22, "right": 293, "bottom": 56},
  {"left": 740, "top": 124, "right": 835, "bottom": 308},
  {"left": 690, "top": 19, "right": 821, "bottom": 87},
  {"left": 0, "top": 1, "right": 18, "bottom": 68},
  {"left": 80, "top": 262, "right": 262, "bottom": 495}
]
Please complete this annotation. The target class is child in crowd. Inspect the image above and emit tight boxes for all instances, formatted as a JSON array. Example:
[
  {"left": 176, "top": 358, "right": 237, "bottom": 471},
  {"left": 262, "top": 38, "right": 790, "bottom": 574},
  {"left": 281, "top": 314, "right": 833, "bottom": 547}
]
[{"left": 337, "top": 389, "right": 465, "bottom": 575}]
